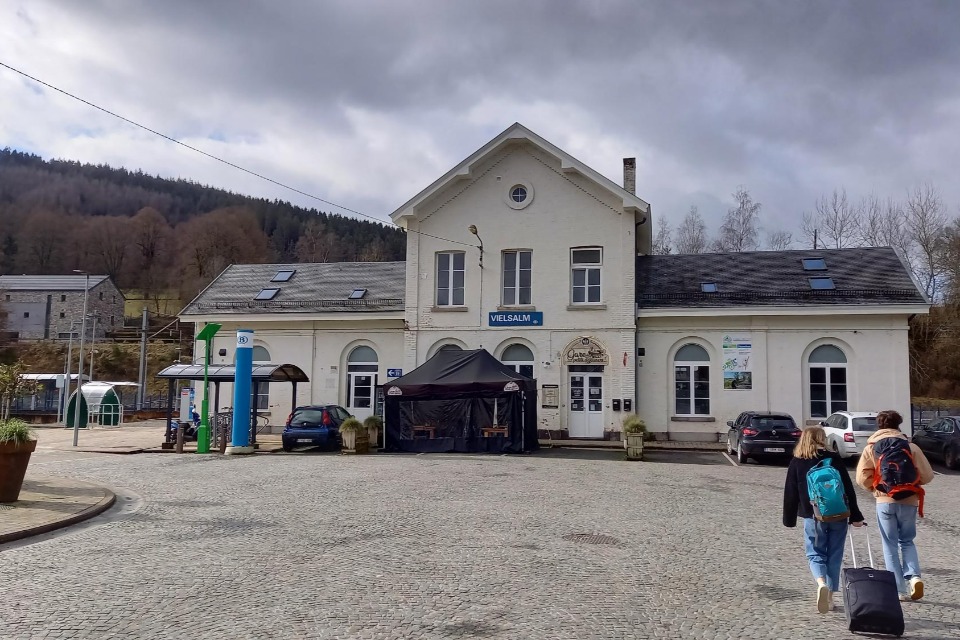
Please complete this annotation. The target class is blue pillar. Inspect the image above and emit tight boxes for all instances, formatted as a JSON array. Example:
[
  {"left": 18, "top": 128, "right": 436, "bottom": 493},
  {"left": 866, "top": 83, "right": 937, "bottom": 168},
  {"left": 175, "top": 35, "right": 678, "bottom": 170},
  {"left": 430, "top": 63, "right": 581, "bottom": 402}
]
[{"left": 228, "top": 329, "right": 254, "bottom": 454}]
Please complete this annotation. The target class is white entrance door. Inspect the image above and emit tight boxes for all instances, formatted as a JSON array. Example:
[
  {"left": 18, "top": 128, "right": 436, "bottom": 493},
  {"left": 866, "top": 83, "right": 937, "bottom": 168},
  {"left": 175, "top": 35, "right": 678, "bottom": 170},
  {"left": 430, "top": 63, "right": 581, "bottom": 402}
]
[
  {"left": 347, "top": 372, "right": 377, "bottom": 422},
  {"left": 568, "top": 370, "right": 604, "bottom": 438}
]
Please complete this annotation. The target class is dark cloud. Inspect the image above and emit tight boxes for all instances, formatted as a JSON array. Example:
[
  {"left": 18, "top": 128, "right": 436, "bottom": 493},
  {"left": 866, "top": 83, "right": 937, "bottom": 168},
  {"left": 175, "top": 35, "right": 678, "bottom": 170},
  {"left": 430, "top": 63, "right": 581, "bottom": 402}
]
[{"left": 3, "top": 0, "right": 959, "bottom": 233}]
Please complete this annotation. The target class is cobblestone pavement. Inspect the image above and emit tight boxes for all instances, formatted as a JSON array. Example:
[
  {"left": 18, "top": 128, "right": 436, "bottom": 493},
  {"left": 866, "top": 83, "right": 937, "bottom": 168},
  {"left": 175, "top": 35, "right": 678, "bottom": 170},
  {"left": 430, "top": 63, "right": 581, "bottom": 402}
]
[{"left": 2, "top": 448, "right": 959, "bottom": 639}]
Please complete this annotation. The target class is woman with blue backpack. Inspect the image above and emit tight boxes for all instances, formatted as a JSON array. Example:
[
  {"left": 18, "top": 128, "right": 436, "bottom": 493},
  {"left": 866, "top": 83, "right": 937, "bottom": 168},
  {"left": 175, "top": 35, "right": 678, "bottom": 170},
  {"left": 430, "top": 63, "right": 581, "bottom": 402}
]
[{"left": 783, "top": 426, "right": 865, "bottom": 613}]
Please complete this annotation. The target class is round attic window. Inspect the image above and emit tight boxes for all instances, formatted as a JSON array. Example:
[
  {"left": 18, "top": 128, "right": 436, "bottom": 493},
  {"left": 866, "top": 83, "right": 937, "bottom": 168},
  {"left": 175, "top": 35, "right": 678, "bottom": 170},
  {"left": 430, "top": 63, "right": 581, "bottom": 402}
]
[{"left": 504, "top": 180, "right": 534, "bottom": 210}]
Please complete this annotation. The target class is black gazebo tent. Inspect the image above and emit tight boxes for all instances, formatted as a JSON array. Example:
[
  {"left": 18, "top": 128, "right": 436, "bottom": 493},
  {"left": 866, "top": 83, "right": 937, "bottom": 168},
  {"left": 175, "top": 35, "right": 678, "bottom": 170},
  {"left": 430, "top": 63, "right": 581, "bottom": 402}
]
[{"left": 383, "top": 349, "right": 538, "bottom": 453}]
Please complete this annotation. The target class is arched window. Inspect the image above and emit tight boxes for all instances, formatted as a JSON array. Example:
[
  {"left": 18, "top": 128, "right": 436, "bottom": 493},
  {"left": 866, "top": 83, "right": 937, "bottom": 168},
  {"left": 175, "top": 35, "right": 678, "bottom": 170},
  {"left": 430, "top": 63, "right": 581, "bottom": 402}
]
[
  {"left": 251, "top": 346, "right": 270, "bottom": 410},
  {"left": 501, "top": 343, "right": 534, "bottom": 378},
  {"left": 809, "top": 344, "right": 847, "bottom": 418},
  {"left": 674, "top": 344, "right": 710, "bottom": 416},
  {"left": 438, "top": 344, "right": 462, "bottom": 352},
  {"left": 347, "top": 346, "right": 378, "bottom": 415}
]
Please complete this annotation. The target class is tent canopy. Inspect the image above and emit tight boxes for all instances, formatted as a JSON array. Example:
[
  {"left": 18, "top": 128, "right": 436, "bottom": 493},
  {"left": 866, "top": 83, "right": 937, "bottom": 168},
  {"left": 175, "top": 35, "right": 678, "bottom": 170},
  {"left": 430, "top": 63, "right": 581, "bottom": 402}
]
[
  {"left": 384, "top": 349, "right": 538, "bottom": 454},
  {"left": 383, "top": 348, "right": 536, "bottom": 399}
]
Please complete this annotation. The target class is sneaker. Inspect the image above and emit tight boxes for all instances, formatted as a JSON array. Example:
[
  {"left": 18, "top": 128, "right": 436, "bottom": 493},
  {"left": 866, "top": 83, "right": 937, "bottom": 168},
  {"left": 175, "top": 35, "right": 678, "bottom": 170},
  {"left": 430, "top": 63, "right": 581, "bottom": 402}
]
[
  {"left": 909, "top": 577, "right": 924, "bottom": 601},
  {"left": 817, "top": 584, "right": 830, "bottom": 613},
  {"left": 899, "top": 594, "right": 910, "bottom": 602}
]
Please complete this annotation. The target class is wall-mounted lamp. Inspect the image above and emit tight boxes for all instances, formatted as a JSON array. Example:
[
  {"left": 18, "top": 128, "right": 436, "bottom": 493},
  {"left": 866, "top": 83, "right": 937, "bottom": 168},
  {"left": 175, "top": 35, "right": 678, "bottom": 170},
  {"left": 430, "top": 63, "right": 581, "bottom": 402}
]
[
  {"left": 467, "top": 224, "right": 484, "bottom": 269},
  {"left": 218, "top": 348, "right": 227, "bottom": 357}
]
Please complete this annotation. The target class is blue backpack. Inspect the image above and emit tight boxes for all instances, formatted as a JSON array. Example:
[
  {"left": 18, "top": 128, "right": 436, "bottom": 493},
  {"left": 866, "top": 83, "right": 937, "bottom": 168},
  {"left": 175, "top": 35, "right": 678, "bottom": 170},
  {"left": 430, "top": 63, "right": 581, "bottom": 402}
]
[{"left": 806, "top": 458, "right": 850, "bottom": 522}]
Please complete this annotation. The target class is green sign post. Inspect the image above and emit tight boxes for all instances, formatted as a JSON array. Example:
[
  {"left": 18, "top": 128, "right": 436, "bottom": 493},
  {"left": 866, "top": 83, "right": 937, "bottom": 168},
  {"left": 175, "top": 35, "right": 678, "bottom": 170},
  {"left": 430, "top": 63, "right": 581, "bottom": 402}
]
[{"left": 195, "top": 323, "right": 221, "bottom": 454}]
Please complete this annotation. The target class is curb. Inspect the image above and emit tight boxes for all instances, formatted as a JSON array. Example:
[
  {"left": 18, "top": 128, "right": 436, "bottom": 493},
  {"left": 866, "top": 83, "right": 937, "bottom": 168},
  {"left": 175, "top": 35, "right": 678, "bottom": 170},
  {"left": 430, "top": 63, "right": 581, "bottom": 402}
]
[{"left": 0, "top": 482, "right": 116, "bottom": 545}]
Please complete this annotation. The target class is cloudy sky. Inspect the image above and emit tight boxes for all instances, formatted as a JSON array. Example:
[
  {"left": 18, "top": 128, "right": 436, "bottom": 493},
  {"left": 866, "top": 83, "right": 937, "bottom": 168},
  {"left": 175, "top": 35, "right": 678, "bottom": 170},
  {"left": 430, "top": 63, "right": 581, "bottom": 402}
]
[{"left": 2, "top": 0, "right": 959, "bottom": 242}]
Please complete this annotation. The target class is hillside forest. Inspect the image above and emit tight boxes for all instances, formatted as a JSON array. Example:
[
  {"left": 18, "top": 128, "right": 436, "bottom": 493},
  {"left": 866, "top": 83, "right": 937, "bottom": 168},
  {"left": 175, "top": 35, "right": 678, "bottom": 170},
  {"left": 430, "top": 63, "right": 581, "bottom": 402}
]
[{"left": 0, "top": 148, "right": 405, "bottom": 305}]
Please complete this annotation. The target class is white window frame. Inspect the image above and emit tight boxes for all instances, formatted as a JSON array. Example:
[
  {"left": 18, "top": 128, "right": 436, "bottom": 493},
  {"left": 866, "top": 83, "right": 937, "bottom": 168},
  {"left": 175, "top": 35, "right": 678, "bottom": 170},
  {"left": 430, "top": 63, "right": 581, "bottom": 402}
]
[
  {"left": 570, "top": 247, "right": 603, "bottom": 305},
  {"left": 502, "top": 249, "right": 532, "bottom": 306},
  {"left": 808, "top": 361, "right": 847, "bottom": 419},
  {"left": 501, "top": 343, "right": 535, "bottom": 379},
  {"left": 673, "top": 344, "right": 711, "bottom": 417},
  {"left": 436, "top": 251, "right": 465, "bottom": 307}
]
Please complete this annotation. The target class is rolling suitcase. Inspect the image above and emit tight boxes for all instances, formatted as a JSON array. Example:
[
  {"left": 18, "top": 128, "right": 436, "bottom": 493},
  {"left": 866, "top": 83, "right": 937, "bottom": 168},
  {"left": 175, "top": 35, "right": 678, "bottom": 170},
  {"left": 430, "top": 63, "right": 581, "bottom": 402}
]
[{"left": 842, "top": 526, "right": 905, "bottom": 636}]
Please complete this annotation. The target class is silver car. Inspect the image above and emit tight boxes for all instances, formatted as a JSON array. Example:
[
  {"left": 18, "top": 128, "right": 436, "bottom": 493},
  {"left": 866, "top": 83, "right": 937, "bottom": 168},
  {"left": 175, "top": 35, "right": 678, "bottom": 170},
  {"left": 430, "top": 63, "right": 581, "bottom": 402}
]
[{"left": 820, "top": 411, "right": 878, "bottom": 458}]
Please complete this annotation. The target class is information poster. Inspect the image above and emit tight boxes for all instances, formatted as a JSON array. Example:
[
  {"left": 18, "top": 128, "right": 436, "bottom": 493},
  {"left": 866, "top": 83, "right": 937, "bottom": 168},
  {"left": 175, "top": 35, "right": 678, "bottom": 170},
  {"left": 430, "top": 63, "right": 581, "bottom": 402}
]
[{"left": 722, "top": 333, "right": 753, "bottom": 390}]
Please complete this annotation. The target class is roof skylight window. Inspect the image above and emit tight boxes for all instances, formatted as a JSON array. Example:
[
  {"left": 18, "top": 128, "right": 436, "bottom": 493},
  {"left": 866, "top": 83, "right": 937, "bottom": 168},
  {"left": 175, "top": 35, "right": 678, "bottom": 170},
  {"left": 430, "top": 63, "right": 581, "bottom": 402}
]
[
  {"left": 255, "top": 288, "right": 280, "bottom": 300},
  {"left": 809, "top": 277, "right": 835, "bottom": 290},
  {"left": 700, "top": 283, "right": 718, "bottom": 293},
  {"left": 802, "top": 258, "right": 827, "bottom": 271},
  {"left": 272, "top": 269, "right": 296, "bottom": 282},
  {"left": 349, "top": 288, "right": 367, "bottom": 300}
]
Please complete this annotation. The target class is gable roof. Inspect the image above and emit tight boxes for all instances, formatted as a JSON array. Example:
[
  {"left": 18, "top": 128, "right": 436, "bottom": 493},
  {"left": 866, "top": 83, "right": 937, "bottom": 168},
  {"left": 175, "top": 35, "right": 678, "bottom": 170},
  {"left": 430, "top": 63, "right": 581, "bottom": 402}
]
[
  {"left": 0, "top": 275, "right": 111, "bottom": 291},
  {"left": 389, "top": 122, "right": 649, "bottom": 223},
  {"left": 180, "top": 262, "right": 405, "bottom": 316},
  {"left": 637, "top": 247, "right": 928, "bottom": 309}
]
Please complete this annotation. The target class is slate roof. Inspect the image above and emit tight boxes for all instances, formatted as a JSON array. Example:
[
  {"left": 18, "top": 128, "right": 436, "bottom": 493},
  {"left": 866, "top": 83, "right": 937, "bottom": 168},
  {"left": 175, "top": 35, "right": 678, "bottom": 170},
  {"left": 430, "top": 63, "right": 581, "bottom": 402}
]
[
  {"left": 637, "top": 247, "right": 928, "bottom": 309},
  {"left": 0, "top": 275, "right": 111, "bottom": 291},
  {"left": 180, "top": 262, "right": 406, "bottom": 315}
]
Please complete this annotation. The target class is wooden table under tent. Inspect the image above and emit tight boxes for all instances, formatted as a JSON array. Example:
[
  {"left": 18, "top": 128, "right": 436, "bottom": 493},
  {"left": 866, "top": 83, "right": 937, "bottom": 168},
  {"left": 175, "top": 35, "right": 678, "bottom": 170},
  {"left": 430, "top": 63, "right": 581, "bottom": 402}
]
[
  {"left": 65, "top": 381, "right": 136, "bottom": 427},
  {"left": 383, "top": 349, "right": 538, "bottom": 454}
]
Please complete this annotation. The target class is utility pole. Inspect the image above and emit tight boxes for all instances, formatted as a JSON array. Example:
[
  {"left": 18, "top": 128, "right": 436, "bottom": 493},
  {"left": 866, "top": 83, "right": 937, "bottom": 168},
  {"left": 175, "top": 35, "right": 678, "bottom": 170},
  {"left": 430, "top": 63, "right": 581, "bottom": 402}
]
[
  {"left": 58, "top": 322, "right": 76, "bottom": 425},
  {"left": 72, "top": 271, "right": 90, "bottom": 446},
  {"left": 88, "top": 315, "right": 98, "bottom": 381},
  {"left": 137, "top": 307, "right": 148, "bottom": 410}
]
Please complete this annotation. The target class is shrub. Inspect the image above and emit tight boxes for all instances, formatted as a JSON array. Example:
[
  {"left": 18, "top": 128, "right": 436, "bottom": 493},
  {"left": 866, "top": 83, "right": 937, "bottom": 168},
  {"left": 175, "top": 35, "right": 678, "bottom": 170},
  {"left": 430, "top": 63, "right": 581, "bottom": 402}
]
[
  {"left": 338, "top": 417, "right": 363, "bottom": 433},
  {"left": 0, "top": 418, "right": 35, "bottom": 445},
  {"left": 363, "top": 415, "right": 383, "bottom": 430},
  {"left": 622, "top": 414, "right": 647, "bottom": 434}
]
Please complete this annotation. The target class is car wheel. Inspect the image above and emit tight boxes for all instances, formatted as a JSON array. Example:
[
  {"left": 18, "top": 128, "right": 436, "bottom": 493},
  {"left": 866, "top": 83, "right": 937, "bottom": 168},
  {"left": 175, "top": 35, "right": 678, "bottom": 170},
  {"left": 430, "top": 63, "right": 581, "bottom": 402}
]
[
  {"left": 946, "top": 446, "right": 960, "bottom": 471},
  {"left": 726, "top": 434, "right": 735, "bottom": 456},
  {"left": 832, "top": 440, "right": 841, "bottom": 454},
  {"left": 737, "top": 442, "right": 749, "bottom": 465}
]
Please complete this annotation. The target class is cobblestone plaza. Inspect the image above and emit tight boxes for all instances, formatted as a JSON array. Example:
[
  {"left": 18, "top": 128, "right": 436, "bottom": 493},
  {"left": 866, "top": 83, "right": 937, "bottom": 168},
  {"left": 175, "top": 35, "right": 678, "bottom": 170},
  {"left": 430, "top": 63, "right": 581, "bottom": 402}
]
[{"left": 3, "top": 447, "right": 959, "bottom": 639}]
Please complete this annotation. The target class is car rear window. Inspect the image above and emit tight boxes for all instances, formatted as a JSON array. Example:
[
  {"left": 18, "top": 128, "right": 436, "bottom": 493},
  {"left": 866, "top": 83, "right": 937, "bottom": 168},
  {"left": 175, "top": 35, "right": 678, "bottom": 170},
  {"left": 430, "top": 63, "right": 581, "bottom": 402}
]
[
  {"left": 750, "top": 417, "right": 796, "bottom": 429},
  {"left": 291, "top": 409, "right": 328, "bottom": 425},
  {"left": 852, "top": 417, "right": 877, "bottom": 432}
]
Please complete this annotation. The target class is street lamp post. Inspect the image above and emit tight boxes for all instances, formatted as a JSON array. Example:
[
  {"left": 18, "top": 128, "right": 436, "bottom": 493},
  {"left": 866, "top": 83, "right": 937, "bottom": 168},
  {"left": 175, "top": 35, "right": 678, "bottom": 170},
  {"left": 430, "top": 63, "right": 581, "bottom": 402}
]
[
  {"left": 72, "top": 271, "right": 90, "bottom": 447},
  {"left": 58, "top": 320, "right": 78, "bottom": 425},
  {"left": 195, "top": 323, "right": 221, "bottom": 454},
  {"left": 88, "top": 315, "right": 98, "bottom": 381}
]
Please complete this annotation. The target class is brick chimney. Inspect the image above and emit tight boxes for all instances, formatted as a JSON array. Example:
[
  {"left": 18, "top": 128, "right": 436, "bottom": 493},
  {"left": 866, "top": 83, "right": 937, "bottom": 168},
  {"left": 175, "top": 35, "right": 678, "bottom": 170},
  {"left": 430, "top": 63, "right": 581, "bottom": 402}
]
[{"left": 623, "top": 158, "right": 636, "bottom": 195}]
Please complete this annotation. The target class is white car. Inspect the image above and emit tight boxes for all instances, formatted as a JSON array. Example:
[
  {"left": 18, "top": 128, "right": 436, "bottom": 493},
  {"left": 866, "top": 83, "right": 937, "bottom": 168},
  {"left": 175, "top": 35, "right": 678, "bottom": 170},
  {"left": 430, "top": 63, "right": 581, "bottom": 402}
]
[{"left": 820, "top": 411, "right": 878, "bottom": 458}]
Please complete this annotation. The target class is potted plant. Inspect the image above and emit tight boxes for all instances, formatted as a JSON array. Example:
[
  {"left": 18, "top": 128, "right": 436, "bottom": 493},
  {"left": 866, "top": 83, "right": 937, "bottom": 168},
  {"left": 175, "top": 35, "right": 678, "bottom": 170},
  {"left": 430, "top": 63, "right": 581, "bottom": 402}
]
[
  {"left": 363, "top": 415, "right": 383, "bottom": 451},
  {"left": 339, "top": 418, "right": 369, "bottom": 454},
  {"left": 0, "top": 419, "right": 37, "bottom": 503},
  {"left": 622, "top": 414, "right": 646, "bottom": 461}
]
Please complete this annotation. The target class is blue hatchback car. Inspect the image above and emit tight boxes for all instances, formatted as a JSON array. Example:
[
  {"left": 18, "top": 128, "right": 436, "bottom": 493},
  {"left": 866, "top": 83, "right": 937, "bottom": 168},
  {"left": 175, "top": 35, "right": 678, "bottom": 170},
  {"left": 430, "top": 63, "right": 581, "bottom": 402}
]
[{"left": 281, "top": 405, "right": 352, "bottom": 452}]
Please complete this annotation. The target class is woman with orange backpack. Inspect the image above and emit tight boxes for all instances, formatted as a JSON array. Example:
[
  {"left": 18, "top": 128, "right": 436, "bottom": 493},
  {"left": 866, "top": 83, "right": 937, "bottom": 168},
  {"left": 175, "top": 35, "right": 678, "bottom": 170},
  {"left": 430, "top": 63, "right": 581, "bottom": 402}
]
[{"left": 856, "top": 409, "right": 934, "bottom": 601}]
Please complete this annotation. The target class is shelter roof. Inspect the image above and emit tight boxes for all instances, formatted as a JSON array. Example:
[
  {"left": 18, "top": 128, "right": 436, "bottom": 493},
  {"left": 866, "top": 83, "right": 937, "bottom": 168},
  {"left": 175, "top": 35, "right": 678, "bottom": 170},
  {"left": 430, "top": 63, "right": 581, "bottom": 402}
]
[
  {"left": 156, "top": 363, "right": 309, "bottom": 383},
  {"left": 384, "top": 349, "right": 534, "bottom": 398},
  {"left": 389, "top": 122, "right": 649, "bottom": 223},
  {"left": 637, "top": 247, "right": 928, "bottom": 309},
  {"left": 0, "top": 275, "right": 111, "bottom": 291},
  {"left": 180, "top": 262, "right": 405, "bottom": 316}
]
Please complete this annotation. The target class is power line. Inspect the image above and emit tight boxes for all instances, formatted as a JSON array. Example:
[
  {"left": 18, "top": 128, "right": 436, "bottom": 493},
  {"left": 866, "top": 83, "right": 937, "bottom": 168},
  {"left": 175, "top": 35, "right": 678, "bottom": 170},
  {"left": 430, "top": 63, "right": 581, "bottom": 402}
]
[{"left": 0, "top": 60, "right": 475, "bottom": 248}]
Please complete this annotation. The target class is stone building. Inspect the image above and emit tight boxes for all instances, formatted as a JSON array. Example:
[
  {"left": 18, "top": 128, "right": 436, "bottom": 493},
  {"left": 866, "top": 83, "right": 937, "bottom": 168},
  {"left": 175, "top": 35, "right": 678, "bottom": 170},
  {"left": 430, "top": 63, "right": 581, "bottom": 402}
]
[{"left": 0, "top": 275, "right": 125, "bottom": 340}]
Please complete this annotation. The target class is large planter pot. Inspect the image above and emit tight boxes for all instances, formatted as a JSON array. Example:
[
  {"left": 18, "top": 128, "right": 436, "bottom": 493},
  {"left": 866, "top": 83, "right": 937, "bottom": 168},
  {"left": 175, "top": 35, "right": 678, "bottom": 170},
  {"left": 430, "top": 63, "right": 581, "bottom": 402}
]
[
  {"left": 0, "top": 439, "right": 37, "bottom": 503},
  {"left": 341, "top": 429, "right": 370, "bottom": 455},
  {"left": 625, "top": 433, "right": 644, "bottom": 461},
  {"left": 366, "top": 427, "right": 379, "bottom": 451},
  {"left": 341, "top": 429, "right": 357, "bottom": 451}
]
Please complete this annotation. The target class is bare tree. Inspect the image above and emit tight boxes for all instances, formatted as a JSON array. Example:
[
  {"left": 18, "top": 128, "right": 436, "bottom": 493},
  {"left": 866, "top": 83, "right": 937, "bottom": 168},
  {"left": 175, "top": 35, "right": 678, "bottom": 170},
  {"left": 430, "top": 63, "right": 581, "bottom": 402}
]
[
  {"left": 674, "top": 206, "right": 709, "bottom": 254},
  {"left": 652, "top": 217, "right": 673, "bottom": 255},
  {"left": 713, "top": 186, "right": 760, "bottom": 252},
  {"left": 296, "top": 220, "right": 341, "bottom": 263},
  {"left": 905, "top": 184, "right": 948, "bottom": 300},
  {"left": 766, "top": 230, "right": 794, "bottom": 251}
]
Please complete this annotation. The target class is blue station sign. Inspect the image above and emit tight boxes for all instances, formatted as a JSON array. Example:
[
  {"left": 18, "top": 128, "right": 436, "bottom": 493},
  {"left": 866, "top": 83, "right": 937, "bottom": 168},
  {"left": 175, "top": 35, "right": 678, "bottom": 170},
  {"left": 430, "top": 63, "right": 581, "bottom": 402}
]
[
  {"left": 386, "top": 369, "right": 403, "bottom": 378},
  {"left": 488, "top": 311, "right": 543, "bottom": 327}
]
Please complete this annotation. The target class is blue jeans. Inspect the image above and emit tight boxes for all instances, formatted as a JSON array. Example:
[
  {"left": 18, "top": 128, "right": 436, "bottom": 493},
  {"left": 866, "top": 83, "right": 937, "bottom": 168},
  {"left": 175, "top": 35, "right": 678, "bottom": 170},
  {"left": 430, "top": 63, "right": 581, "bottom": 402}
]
[
  {"left": 876, "top": 502, "right": 921, "bottom": 595},
  {"left": 803, "top": 518, "right": 848, "bottom": 591}
]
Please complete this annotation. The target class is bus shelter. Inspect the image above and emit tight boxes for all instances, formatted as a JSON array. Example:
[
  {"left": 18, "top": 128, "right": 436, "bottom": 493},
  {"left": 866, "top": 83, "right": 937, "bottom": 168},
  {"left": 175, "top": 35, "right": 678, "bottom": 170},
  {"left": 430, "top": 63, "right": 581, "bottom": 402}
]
[{"left": 156, "top": 363, "right": 309, "bottom": 447}]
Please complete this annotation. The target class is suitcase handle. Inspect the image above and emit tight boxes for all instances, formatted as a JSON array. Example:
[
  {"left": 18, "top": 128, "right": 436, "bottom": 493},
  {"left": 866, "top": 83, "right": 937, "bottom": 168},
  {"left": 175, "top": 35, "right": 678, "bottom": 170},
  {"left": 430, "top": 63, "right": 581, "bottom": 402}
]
[{"left": 848, "top": 524, "right": 875, "bottom": 569}]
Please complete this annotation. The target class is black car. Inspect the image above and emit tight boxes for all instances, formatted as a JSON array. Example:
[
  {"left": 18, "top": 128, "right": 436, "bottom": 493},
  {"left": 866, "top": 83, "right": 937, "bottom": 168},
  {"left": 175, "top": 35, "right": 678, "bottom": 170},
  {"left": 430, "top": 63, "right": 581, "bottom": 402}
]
[
  {"left": 281, "top": 405, "right": 352, "bottom": 452},
  {"left": 726, "top": 411, "right": 801, "bottom": 464},
  {"left": 912, "top": 416, "right": 960, "bottom": 470}
]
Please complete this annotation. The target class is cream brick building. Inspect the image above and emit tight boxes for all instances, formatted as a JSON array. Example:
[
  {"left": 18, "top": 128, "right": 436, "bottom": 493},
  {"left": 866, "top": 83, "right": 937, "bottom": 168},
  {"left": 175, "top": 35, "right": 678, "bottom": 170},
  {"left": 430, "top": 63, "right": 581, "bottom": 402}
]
[{"left": 180, "top": 123, "right": 928, "bottom": 441}]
